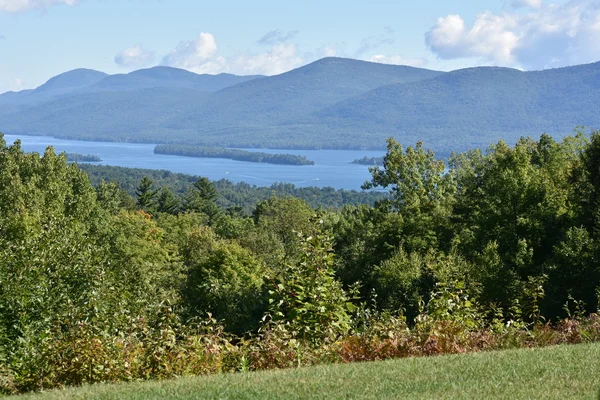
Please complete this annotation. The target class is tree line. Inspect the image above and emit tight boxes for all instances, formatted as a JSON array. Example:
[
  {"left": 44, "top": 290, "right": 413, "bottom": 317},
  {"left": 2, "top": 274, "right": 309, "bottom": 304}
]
[
  {"left": 154, "top": 144, "right": 315, "bottom": 165},
  {"left": 78, "top": 163, "right": 388, "bottom": 213},
  {"left": 1, "top": 130, "right": 600, "bottom": 394}
]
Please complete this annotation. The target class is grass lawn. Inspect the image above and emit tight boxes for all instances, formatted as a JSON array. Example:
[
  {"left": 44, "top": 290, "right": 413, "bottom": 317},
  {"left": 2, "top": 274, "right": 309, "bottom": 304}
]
[{"left": 17, "top": 343, "right": 600, "bottom": 400}]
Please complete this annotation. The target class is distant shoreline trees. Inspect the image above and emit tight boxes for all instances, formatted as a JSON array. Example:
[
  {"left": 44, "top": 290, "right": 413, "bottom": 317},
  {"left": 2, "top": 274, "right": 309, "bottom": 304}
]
[
  {"left": 350, "top": 156, "right": 384, "bottom": 165},
  {"left": 65, "top": 152, "right": 102, "bottom": 162},
  {"left": 154, "top": 144, "right": 315, "bottom": 165}
]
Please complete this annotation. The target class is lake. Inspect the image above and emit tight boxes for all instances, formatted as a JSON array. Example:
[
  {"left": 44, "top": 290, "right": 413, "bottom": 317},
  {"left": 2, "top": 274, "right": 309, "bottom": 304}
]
[{"left": 3, "top": 135, "right": 386, "bottom": 190}]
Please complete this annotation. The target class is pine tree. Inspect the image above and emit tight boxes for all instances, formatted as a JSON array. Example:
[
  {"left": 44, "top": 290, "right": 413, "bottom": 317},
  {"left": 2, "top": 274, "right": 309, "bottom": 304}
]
[
  {"left": 156, "top": 187, "right": 179, "bottom": 214},
  {"left": 135, "top": 176, "right": 158, "bottom": 211}
]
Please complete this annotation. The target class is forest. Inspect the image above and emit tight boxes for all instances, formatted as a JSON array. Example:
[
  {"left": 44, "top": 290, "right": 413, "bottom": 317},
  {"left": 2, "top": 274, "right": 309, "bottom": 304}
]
[
  {"left": 1, "top": 130, "right": 600, "bottom": 394},
  {"left": 78, "top": 164, "right": 387, "bottom": 212},
  {"left": 154, "top": 145, "right": 315, "bottom": 165},
  {"left": 351, "top": 156, "right": 384, "bottom": 165},
  {"left": 65, "top": 153, "right": 102, "bottom": 162}
]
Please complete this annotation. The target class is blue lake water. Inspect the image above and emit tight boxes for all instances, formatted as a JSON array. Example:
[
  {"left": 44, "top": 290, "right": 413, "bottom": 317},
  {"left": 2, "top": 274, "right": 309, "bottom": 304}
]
[{"left": 3, "top": 135, "right": 386, "bottom": 190}]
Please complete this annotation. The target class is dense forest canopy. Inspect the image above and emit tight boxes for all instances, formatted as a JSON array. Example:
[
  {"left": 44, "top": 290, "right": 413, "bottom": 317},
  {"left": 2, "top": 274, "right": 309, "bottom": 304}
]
[
  {"left": 1, "top": 130, "right": 600, "bottom": 394},
  {"left": 78, "top": 164, "right": 388, "bottom": 212}
]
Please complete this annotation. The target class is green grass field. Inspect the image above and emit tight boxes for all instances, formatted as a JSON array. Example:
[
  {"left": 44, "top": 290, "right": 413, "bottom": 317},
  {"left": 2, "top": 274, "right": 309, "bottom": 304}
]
[{"left": 18, "top": 343, "right": 600, "bottom": 400}]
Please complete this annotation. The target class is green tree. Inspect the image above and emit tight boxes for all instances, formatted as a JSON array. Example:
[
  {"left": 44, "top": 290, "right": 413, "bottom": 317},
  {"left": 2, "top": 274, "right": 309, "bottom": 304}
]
[
  {"left": 135, "top": 176, "right": 158, "bottom": 211},
  {"left": 250, "top": 196, "right": 314, "bottom": 263},
  {"left": 181, "top": 227, "right": 265, "bottom": 333},
  {"left": 268, "top": 220, "right": 355, "bottom": 343},
  {"left": 363, "top": 138, "right": 455, "bottom": 253},
  {"left": 156, "top": 186, "right": 180, "bottom": 214},
  {"left": 450, "top": 135, "right": 580, "bottom": 310},
  {"left": 182, "top": 177, "right": 222, "bottom": 223}
]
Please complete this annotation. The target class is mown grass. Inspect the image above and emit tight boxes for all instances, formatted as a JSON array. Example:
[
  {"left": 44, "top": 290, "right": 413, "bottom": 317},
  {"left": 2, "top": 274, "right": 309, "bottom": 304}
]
[{"left": 17, "top": 343, "right": 600, "bottom": 400}]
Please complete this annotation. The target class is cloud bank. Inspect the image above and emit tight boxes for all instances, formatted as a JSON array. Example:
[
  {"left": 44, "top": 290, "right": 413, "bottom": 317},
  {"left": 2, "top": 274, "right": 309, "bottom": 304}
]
[
  {"left": 512, "top": 0, "right": 543, "bottom": 8},
  {"left": 157, "top": 26, "right": 425, "bottom": 76},
  {"left": 0, "top": 0, "right": 79, "bottom": 12},
  {"left": 159, "top": 32, "right": 304, "bottom": 75},
  {"left": 426, "top": 0, "right": 600, "bottom": 70}
]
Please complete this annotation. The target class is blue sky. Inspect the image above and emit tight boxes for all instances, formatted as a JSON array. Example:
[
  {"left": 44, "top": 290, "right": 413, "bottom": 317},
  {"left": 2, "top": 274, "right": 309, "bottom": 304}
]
[{"left": 0, "top": 0, "right": 597, "bottom": 93}]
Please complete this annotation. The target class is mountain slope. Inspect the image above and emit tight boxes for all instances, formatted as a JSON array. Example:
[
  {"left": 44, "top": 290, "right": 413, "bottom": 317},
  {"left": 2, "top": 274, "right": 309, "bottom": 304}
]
[
  {"left": 293, "top": 62, "right": 600, "bottom": 150},
  {"left": 0, "top": 88, "right": 210, "bottom": 142},
  {"left": 163, "top": 57, "right": 444, "bottom": 130},
  {"left": 0, "top": 69, "right": 108, "bottom": 106},
  {"left": 1, "top": 58, "right": 599, "bottom": 151},
  {"left": 0, "top": 57, "right": 443, "bottom": 144}
]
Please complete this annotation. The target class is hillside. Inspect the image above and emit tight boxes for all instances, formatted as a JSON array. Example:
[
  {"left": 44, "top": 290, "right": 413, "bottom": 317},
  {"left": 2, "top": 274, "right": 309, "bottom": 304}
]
[
  {"left": 0, "top": 58, "right": 442, "bottom": 145},
  {"left": 0, "top": 88, "right": 210, "bottom": 141},
  {"left": 18, "top": 343, "right": 600, "bottom": 400},
  {"left": 1, "top": 58, "right": 599, "bottom": 150},
  {"left": 304, "top": 62, "right": 600, "bottom": 151},
  {"left": 0, "top": 69, "right": 108, "bottom": 105},
  {"left": 161, "top": 57, "right": 444, "bottom": 131}
]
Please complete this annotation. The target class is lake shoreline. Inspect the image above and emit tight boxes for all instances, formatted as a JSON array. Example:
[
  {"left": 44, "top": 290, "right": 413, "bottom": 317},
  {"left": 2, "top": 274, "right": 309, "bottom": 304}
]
[{"left": 2, "top": 134, "right": 385, "bottom": 190}]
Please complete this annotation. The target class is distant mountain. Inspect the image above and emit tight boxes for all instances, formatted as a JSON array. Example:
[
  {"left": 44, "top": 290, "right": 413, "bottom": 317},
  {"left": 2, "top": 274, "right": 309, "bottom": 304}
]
[
  {"left": 301, "top": 62, "right": 600, "bottom": 150},
  {"left": 92, "top": 66, "right": 263, "bottom": 92},
  {"left": 162, "top": 57, "right": 444, "bottom": 133},
  {"left": 0, "top": 69, "right": 108, "bottom": 105},
  {"left": 0, "top": 66, "right": 262, "bottom": 107},
  {"left": 36, "top": 68, "right": 108, "bottom": 94},
  {"left": 0, "top": 88, "right": 210, "bottom": 141},
  {"left": 1, "top": 57, "right": 599, "bottom": 151},
  {"left": 0, "top": 58, "right": 443, "bottom": 145}
]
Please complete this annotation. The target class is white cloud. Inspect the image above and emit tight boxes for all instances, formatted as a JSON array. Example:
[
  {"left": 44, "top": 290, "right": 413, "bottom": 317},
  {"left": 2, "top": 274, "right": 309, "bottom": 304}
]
[
  {"left": 114, "top": 45, "right": 156, "bottom": 69},
  {"left": 0, "top": 0, "right": 78, "bottom": 12},
  {"left": 160, "top": 33, "right": 303, "bottom": 76},
  {"left": 160, "top": 28, "right": 421, "bottom": 76},
  {"left": 512, "top": 0, "right": 543, "bottom": 8},
  {"left": 426, "top": 0, "right": 600, "bottom": 70},
  {"left": 230, "top": 43, "right": 303, "bottom": 75},
  {"left": 160, "top": 32, "right": 219, "bottom": 72},
  {"left": 368, "top": 54, "right": 428, "bottom": 68},
  {"left": 426, "top": 13, "right": 520, "bottom": 65}
]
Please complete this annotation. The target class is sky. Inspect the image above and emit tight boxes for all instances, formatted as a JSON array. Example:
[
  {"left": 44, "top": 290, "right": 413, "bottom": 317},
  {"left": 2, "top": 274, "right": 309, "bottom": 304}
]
[{"left": 0, "top": 0, "right": 598, "bottom": 93}]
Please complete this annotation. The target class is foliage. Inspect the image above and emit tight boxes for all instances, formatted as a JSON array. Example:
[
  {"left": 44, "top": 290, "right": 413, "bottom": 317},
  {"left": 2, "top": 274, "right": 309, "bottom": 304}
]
[
  {"left": 64, "top": 152, "right": 101, "bottom": 162},
  {"left": 4, "top": 130, "right": 600, "bottom": 395},
  {"left": 363, "top": 138, "right": 455, "bottom": 253},
  {"left": 78, "top": 164, "right": 388, "bottom": 213},
  {"left": 267, "top": 221, "right": 356, "bottom": 343},
  {"left": 181, "top": 227, "right": 266, "bottom": 334}
]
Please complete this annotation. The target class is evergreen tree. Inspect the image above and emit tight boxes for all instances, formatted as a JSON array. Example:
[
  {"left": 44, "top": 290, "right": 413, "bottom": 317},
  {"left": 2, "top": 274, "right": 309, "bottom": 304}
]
[
  {"left": 135, "top": 176, "right": 158, "bottom": 211},
  {"left": 156, "top": 186, "right": 179, "bottom": 214}
]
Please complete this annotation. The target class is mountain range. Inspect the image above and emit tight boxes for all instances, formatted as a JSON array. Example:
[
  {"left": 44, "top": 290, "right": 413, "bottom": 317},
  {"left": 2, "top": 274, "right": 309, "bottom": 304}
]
[{"left": 1, "top": 57, "right": 599, "bottom": 151}]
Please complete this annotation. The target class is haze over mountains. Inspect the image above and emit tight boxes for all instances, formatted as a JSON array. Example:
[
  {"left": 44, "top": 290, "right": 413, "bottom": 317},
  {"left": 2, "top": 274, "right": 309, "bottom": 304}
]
[{"left": 1, "top": 57, "right": 599, "bottom": 151}]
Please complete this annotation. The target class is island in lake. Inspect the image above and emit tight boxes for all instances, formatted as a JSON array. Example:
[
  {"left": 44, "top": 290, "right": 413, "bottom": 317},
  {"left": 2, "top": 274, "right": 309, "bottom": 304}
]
[
  {"left": 65, "top": 153, "right": 102, "bottom": 162},
  {"left": 154, "top": 145, "right": 315, "bottom": 166},
  {"left": 351, "top": 156, "right": 384, "bottom": 165}
]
